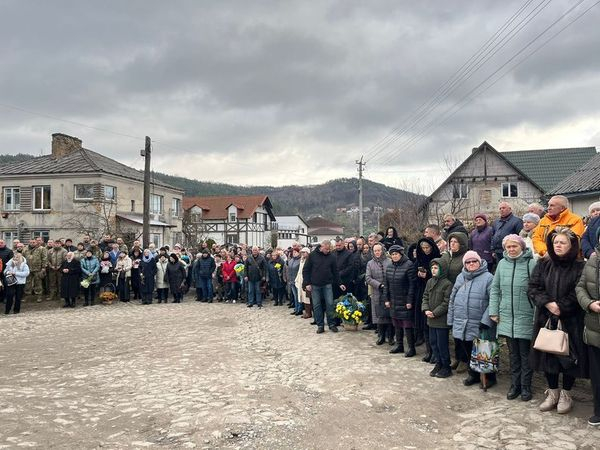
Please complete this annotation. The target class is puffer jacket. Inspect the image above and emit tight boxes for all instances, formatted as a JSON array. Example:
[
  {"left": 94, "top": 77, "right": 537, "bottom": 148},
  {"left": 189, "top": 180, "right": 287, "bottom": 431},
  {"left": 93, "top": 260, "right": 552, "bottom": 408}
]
[
  {"left": 384, "top": 254, "right": 416, "bottom": 321},
  {"left": 582, "top": 215, "right": 600, "bottom": 259},
  {"left": 489, "top": 248, "right": 536, "bottom": 340},
  {"left": 440, "top": 231, "right": 469, "bottom": 284},
  {"left": 80, "top": 256, "right": 101, "bottom": 285},
  {"left": 447, "top": 260, "right": 494, "bottom": 341},
  {"left": 576, "top": 252, "right": 600, "bottom": 348},
  {"left": 421, "top": 257, "right": 453, "bottom": 328}
]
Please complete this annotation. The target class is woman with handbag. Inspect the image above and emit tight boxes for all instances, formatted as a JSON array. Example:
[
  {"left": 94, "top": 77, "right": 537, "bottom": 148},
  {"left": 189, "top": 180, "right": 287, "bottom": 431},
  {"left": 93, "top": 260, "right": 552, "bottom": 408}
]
[
  {"left": 529, "top": 227, "right": 587, "bottom": 414},
  {"left": 576, "top": 229, "right": 600, "bottom": 425},
  {"left": 4, "top": 252, "right": 30, "bottom": 314},
  {"left": 489, "top": 235, "right": 537, "bottom": 401}
]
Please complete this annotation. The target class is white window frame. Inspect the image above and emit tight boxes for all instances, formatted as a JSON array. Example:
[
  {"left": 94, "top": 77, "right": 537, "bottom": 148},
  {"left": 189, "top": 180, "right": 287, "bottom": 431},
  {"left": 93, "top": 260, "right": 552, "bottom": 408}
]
[
  {"left": 150, "top": 194, "right": 163, "bottom": 214},
  {"left": 229, "top": 212, "right": 237, "bottom": 222},
  {"left": 33, "top": 185, "right": 51, "bottom": 210},
  {"left": 104, "top": 185, "right": 116, "bottom": 201},
  {"left": 3, "top": 231, "right": 17, "bottom": 248},
  {"left": 501, "top": 182, "right": 518, "bottom": 198},
  {"left": 3, "top": 186, "right": 20, "bottom": 210},
  {"left": 452, "top": 183, "right": 469, "bottom": 199},
  {"left": 171, "top": 198, "right": 181, "bottom": 218},
  {"left": 74, "top": 184, "right": 95, "bottom": 200}
]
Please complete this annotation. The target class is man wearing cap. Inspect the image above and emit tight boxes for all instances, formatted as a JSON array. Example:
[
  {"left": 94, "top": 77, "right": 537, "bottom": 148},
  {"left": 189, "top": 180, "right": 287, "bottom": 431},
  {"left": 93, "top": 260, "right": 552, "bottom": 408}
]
[
  {"left": 491, "top": 202, "right": 523, "bottom": 264},
  {"left": 302, "top": 240, "right": 346, "bottom": 334},
  {"left": 532, "top": 195, "right": 584, "bottom": 257}
]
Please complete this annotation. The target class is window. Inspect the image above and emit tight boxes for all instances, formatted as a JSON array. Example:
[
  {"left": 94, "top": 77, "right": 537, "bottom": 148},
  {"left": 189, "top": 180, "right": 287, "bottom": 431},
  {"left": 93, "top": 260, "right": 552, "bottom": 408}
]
[
  {"left": 74, "top": 184, "right": 94, "bottom": 200},
  {"left": 3, "top": 187, "right": 20, "bottom": 210},
  {"left": 3, "top": 231, "right": 17, "bottom": 248},
  {"left": 31, "top": 230, "right": 50, "bottom": 242},
  {"left": 33, "top": 186, "right": 51, "bottom": 210},
  {"left": 229, "top": 212, "right": 237, "bottom": 222},
  {"left": 312, "top": 236, "right": 318, "bottom": 243},
  {"left": 171, "top": 198, "right": 181, "bottom": 218},
  {"left": 151, "top": 233, "right": 162, "bottom": 247},
  {"left": 191, "top": 213, "right": 202, "bottom": 223},
  {"left": 131, "top": 200, "right": 135, "bottom": 212},
  {"left": 104, "top": 185, "right": 116, "bottom": 201},
  {"left": 227, "top": 234, "right": 236, "bottom": 243},
  {"left": 452, "top": 183, "right": 469, "bottom": 199},
  {"left": 501, "top": 182, "right": 518, "bottom": 198},
  {"left": 150, "top": 194, "right": 163, "bottom": 214}
]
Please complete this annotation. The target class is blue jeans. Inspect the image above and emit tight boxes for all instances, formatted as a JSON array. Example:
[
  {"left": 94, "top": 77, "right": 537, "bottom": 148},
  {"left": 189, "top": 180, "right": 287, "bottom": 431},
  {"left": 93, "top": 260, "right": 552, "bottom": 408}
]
[
  {"left": 430, "top": 327, "right": 451, "bottom": 369},
  {"left": 247, "top": 280, "right": 262, "bottom": 306},
  {"left": 311, "top": 284, "right": 334, "bottom": 327},
  {"left": 291, "top": 285, "right": 303, "bottom": 313},
  {"left": 199, "top": 276, "right": 213, "bottom": 300}
]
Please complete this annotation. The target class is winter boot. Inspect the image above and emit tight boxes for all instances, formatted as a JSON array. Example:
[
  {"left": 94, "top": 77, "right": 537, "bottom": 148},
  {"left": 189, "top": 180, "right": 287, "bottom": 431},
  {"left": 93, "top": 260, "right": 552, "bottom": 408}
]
[
  {"left": 422, "top": 339, "right": 433, "bottom": 362},
  {"left": 414, "top": 329, "right": 425, "bottom": 347},
  {"left": 463, "top": 369, "right": 480, "bottom": 386},
  {"left": 389, "top": 328, "right": 405, "bottom": 354},
  {"left": 539, "top": 388, "right": 560, "bottom": 412},
  {"left": 376, "top": 324, "right": 386, "bottom": 346},
  {"left": 404, "top": 328, "right": 416, "bottom": 357},
  {"left": 303, "top": 303, "right": 312, "bottom": 319},
  {"left": 521, "top": 386, "right": 533, "bottom": 402},
  {"left": 557, "top": 389, "right": 573, "bottom": 414},
  {"left": 387, "top": 325, "right": 396, "bottom": 346}
]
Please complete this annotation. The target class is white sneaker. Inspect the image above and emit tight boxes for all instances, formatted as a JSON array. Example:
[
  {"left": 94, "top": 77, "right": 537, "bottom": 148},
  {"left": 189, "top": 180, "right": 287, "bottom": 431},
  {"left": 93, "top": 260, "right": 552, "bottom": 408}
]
[{"left": 233, "top": 300, "right": 236, "bottom": 304}]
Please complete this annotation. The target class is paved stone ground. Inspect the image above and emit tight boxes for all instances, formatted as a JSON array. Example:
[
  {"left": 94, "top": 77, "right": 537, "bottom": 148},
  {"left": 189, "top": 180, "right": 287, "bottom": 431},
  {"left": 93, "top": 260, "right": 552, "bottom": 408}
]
[{"left": 1, "top": 298, "right": 600, "bottom": 449}]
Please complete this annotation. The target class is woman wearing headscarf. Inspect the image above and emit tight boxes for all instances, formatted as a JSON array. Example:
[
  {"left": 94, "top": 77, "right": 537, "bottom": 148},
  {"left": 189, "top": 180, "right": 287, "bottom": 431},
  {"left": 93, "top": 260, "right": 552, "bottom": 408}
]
[
  {"left": 130, "top": 248, "right": 143, "bottom": 300},
  {"left": 529, "top": 227, "right": 587, "bottom": 414},
  {"left": 469, "top": 213, "right": 494, "bottom": 268},
  {"left": 381, "top": 227, "right": 404, "bottom": 251},
  {"left": 115, "top": 251, "right": 132, "bottom": 302},
  {"left": 366, "top": 243, "right": 392, "bottom": 345},
  {"left": 140, "top": 248, "right": 157, "bottom": 305},
  {"left": 489, "top": 235, "right": 536, "bottom": 401},
  {"left": 447, "top": 250, "right": 495, "bottom": 387},
  {"left": 4, "top": 252, "right": 30, "bottom": 314},
  {"left": 60, "top": 251, "right": 81, "bottom": 308},
  {"left": 414, "top": 237, "right": 441, "bottom": 361},
  {"left": 155, "top": 253, "right": 169, "bottom": 303},
  {"left": 385, "top": 244, "right": 417, "bottom": 357},
  {"left": 165, "top": 253, "right": 186, "bottom": 303}
]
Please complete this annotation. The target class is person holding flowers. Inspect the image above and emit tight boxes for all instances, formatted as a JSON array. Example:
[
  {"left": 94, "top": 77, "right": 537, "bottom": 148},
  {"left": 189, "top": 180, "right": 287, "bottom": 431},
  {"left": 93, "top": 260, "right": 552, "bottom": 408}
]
[{"left": 385, "top": 244, "right": 417, "bottom": 357}]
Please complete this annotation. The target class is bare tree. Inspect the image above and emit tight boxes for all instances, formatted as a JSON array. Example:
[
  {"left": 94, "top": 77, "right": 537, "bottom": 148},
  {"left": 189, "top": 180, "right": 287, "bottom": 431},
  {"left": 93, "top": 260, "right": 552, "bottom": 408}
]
[{"left": 61, "top": 201, "right": 117, "bottom": 240}]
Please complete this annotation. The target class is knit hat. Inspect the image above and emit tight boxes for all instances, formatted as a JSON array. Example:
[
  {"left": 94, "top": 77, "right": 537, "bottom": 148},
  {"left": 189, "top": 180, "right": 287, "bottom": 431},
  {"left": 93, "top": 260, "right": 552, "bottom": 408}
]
[
  {"left": 300, "top": 247, "right": 310, "bottom": 253},
  {"left": 522, "top": 213, "right": 541, "bottom": 224},
  {"left": 502, "top": 234, "right": 526, "bottom": 250},
  {"left": 462, "top": 250, "right": 481, "bottom": 266},
  {"left": 388, "top": 244, "right": 404, "bottom": 254},
  {"left": 474, "top": 213, "right": 488, "bottom": 222},
  {"left": 589, "top": 201, "right": 600, "bottom": 214}
]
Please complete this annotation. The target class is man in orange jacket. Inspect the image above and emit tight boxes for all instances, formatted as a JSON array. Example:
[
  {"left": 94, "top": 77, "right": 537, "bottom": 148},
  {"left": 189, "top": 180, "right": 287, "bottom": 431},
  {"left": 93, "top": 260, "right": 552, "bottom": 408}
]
[{"left": 532, "top": 195, "right": 584, "bottom": 256}]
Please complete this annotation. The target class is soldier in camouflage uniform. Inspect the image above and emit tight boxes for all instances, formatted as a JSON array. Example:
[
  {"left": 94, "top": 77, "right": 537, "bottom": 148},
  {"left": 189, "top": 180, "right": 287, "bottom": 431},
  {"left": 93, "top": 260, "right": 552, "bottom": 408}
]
[
  {"left": 23, "top": 239, "right": 47, "bottom": 302},
  {"left": 46, "top": 240, "right": 67, "bottom": 302}
]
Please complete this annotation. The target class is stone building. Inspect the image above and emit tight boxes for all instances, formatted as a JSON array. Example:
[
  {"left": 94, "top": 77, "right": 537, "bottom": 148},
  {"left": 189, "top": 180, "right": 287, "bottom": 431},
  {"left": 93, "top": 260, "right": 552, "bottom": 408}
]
[{"left": 0, "top": 133, "right": 184, "bottom": 247}]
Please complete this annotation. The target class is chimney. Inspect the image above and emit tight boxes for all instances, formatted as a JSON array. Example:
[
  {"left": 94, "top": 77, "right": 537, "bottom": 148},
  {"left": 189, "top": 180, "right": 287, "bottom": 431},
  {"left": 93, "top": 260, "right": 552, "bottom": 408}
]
[{"left": 52, "top": 133, "right": 82, "bottom": 159}]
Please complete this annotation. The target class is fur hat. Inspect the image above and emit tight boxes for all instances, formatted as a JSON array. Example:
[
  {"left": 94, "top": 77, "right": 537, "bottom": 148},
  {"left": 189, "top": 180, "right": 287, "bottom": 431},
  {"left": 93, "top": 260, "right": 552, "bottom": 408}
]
[{"left": 462, "top": 250, "right": 481, "bottom": 266}]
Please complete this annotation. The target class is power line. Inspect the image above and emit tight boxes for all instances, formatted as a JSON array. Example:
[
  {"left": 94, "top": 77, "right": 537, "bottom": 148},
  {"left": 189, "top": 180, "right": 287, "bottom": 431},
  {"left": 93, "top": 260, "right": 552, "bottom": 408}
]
[
  {"left": 363, "top": 0, "right": 547, "bottom": 163},
  {"left": 368, "top": 0, "right": 596, "bottom": 167}
]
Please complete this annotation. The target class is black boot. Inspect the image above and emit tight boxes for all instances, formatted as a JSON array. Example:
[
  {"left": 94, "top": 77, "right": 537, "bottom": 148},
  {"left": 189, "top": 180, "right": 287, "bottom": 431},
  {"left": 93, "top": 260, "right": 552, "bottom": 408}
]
[
  {"left": 414, "top": 330, "right": 425, "bottom": 347},
  {"left": 404, "top": 328, "right": 416, "bottom": 357},
  {"left": 389, "top": 328, "right": 404, "bottom": 354},
  {"left": 387, "top": 325, "right": 396, "bottom": 346},
  {"left": 463, "top": 369, "right": 480, "bottom": 386},
  {"left": 422, "top": 339, "right": 432, "bottom": 362},
  {"left": 376, "top": 324, "right": 386, "bottom": 346}
]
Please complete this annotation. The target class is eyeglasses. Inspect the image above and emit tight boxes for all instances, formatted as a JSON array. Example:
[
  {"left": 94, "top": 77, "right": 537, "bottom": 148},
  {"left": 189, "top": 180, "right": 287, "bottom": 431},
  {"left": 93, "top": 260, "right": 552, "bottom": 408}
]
[{"left": 464, "top": 260, "right": 479, "bottom": 265}]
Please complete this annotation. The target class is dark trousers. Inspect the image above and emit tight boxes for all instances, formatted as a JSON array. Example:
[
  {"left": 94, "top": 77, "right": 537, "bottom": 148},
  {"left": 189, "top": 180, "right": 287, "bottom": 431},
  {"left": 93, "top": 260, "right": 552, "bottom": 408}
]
[
  {"left": 5, "top": 284, "right": 25, "bottom": 314},
  {"left": 272, "top": 286, "right": 284, "bottom": 305},
  {"left": 545, "top": 372, "right": 575, "bottom": 390},
  {"left": 430, "top": 327, "right": 450, "bottom": 368},
  {"left": 454, "top": 338, "right": 473, "bottom": 363},
  {"left": 589, "top": 346, "right": 600, "bottom": 416},
  {"left": 83, "top": 284, "right": 97, "bottom": 305},
  {"left": 157, "top": 288, "right": 168, "bottom": 302},
  {"left": 225, "top": 281, "right": 237, "bottom": 300},
  {"left": 507, "top": 337, "right": 533, "bottom": 388}
]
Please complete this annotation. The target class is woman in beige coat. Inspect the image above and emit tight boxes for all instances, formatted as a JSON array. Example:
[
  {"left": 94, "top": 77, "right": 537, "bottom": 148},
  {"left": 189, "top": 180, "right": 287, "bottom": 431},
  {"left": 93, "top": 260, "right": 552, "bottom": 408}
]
[{"left": 295, "top": 248, "right": 312, "bottom": 319}]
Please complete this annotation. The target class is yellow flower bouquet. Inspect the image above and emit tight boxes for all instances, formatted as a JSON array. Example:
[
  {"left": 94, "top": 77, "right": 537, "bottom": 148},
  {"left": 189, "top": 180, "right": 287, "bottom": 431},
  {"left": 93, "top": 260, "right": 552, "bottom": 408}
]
[{"left": 335, "top": 294, "right": 366, "bottom": 328}]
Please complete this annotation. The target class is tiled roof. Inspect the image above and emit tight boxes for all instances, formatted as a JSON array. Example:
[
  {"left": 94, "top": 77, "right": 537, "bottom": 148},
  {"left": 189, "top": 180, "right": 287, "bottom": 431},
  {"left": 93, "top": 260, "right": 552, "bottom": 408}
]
[
  {"left": 306, "top": 217, "right": 343, "bottom": 230},
  {"left": 0, "top": 148, "right": 180, "bottom": 190},
  {"left": 116, "top": 213, "right": 176, "bottom": 228},
  {"left": 502, "top": 147, "right": 596, "bottom": 193},
  {"left": 308, "top": 227, "right": 343, "bottom": 236},
  {"left": 549, "top": 152, "right": 600, "bottom": 195},
  {"left": 183, "top": 195, "right": 275, "bottom": 221}
]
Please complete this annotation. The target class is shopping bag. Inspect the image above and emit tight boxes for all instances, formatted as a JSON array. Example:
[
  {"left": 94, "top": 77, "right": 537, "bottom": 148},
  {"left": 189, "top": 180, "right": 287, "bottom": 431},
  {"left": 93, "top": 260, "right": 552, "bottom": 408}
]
[{"left": 470, "top": 338, "right": 499, "bottom": 374}]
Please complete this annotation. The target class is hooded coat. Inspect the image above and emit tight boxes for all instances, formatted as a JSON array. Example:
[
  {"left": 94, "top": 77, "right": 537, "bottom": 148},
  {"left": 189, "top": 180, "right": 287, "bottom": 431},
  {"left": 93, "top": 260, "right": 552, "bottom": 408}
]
[
  {"left": 381, "top": 227, "right": 404, "bottom": 251},
  {"left": 366, "top": 252, "right": 392, "bottom": 324},
  {"left": 577, "top": 248, "right": 600, "bottom": 348},
  {"left": 489, "top": 247, "right": 537, "bottom": 340},
  {"left": 528, "top": 230, "right": 587, "bottom": 378},
  {"left": 421, "top": 258, "right": 453, "bottom": 328},
  {"left": 447, "top": 260, "right": 494, "bottom": 341},
  {"left": 440, "top": 232, "right": 469, "bottom": 284},
  {"left": 165, "top": 255, "right": 187, "bottom": 294},
  {"left": 384, "top": 254, "right": 416, "bottom": 321}
]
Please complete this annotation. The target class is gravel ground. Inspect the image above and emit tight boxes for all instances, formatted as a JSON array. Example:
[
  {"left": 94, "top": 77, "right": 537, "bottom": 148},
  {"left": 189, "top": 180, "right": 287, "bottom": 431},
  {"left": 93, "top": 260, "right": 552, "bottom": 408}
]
[{"left": 1, "top": 297, "right": 600, "bottom": 449}]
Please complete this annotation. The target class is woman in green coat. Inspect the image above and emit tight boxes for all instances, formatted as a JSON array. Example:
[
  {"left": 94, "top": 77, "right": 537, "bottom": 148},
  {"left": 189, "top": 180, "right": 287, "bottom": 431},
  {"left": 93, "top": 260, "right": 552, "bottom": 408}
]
[{"left": 489, "top": 234, "right": 537, "bottom": 402}]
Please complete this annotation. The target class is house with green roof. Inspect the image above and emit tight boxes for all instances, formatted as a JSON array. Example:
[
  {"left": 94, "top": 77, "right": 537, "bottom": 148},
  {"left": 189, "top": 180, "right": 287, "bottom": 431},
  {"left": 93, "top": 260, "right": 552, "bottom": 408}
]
[
  {"left": 426, "top": 141, "right": 597, "bottom": 225},
  {"left": 549, "top": 152, "right": 600, "bottom": 217}
]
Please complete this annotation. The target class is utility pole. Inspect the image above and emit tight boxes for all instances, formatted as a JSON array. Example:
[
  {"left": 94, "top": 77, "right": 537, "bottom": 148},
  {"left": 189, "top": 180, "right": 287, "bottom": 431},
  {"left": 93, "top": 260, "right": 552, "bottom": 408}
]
[
  {"left": 142, "top": 136, "right": 151, "bottom": 247},
  {"left": 356, "top": 156, "right": 365, "bottom": 237}
]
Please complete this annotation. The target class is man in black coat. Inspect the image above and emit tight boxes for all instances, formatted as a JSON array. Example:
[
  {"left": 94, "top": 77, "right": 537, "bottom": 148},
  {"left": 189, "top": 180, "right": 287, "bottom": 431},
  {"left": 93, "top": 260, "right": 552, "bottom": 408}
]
[
  {"left": 334, "top": 238, "right": 356, "bottom": 298},
  {"left": 303, "top": 240, "right": 346, "bottom": 334},
  {"left": 244, "top": 246, "right": 267, "bottom": 308},
  {"left": 443, "top": 214, "right": 468, "bottom": 239}
]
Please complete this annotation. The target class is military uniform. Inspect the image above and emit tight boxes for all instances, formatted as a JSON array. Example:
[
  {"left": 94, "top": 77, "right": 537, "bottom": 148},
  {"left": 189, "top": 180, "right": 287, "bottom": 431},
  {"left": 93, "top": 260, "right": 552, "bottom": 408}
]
[
  {"left": 47, "top": 246, "right": 67, "bottom": 302},
  {"left": 23, "top": 245, "right": 48, "bottom": 302}
]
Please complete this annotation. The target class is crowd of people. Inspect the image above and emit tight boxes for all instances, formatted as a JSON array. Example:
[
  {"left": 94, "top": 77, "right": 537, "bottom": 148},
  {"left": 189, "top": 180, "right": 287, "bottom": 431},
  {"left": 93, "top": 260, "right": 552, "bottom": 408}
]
[{"left": 2, "top": 195, "right": 600, "bottom": 425}]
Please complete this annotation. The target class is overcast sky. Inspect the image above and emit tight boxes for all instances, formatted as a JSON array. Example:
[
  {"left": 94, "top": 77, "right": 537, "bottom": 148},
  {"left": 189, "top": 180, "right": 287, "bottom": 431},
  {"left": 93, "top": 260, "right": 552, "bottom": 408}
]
[{"left": 1, "top": 0, "right": 599, "bottom": 193}]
